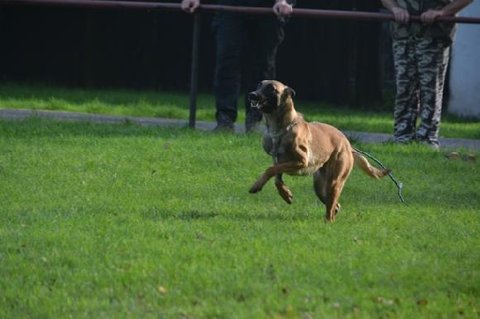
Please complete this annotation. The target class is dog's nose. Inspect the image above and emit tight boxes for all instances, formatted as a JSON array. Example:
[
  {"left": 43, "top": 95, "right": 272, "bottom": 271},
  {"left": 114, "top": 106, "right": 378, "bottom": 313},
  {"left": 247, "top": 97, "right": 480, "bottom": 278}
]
[{"left": 248, "top": 92, "right": 259, "bottom": 101}]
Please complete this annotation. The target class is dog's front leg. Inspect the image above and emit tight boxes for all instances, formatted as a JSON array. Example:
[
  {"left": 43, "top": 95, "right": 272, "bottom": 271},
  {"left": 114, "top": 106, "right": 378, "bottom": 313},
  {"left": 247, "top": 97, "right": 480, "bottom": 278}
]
[
  {"left": 249, "top": 161, "right": 306, "bottom": 194},
  {"left": 275, "top": 174, "right": 293, "bottom": 204}
]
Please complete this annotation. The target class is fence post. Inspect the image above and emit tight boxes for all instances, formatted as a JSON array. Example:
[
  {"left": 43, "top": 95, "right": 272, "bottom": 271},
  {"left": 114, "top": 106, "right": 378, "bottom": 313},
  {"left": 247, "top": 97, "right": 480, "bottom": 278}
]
[{"left": 188, "top": 12, "right": 201, "bottom": 128}]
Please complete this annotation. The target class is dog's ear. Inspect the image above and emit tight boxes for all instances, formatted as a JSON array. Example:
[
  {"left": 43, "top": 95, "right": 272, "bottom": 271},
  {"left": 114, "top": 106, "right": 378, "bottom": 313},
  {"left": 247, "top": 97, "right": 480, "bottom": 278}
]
[{"left": 284, "top": 86, "right": 296, "bottom": 98}]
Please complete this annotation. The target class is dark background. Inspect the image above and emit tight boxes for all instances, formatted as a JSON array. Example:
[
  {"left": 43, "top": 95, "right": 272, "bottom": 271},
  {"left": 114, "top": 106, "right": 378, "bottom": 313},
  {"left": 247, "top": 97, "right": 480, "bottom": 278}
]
[{"left": 0, "top": 0, "right": 394, "bottom": 107}]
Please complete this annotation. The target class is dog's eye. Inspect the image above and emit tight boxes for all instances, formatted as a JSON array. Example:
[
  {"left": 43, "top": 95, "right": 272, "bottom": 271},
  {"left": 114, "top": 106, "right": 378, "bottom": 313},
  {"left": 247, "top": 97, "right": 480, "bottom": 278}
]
[{"left": 265, "top": 84, "right": 276, "bottom": 93}]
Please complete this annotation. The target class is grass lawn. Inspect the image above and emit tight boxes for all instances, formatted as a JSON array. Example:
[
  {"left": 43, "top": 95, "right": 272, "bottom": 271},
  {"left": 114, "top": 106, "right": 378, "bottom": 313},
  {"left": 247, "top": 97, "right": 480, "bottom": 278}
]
[
  {"left": 0, "top": 118, "right": 479, "bottom": 318},
  {"left": 0, "top": 82, "right": 479, "bottom": 140}
]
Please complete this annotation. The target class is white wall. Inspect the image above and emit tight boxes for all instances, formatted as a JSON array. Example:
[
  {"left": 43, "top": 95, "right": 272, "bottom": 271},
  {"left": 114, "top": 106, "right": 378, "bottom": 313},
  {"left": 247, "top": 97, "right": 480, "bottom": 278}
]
[{"left": 448, "top": 1, "right": 480, "bottom": 119}]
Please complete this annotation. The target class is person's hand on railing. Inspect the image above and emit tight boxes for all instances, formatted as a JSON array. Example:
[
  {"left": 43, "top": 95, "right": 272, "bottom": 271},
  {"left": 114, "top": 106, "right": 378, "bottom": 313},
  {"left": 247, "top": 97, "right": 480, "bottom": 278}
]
[
  {"left": 273, "top": 0, "right": 293, "bottom": 18},
  {"left": 421, "top": 0, "right": 473, "bottom": 24},
  {"left": 181, "top": 0, "right": 200, "bottom": 13},
  {"left": 420, "top": 9, "right": 444, "bottom": 24},
  {"left": 390, "top": 6, "right": 410, "bottom": 24}
]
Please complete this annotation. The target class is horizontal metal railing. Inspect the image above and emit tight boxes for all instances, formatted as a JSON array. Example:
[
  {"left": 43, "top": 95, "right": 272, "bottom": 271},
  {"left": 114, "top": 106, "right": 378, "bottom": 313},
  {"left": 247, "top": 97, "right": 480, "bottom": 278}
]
[{"left": 4, "top": 0, "right": 480, "bottom": 24}]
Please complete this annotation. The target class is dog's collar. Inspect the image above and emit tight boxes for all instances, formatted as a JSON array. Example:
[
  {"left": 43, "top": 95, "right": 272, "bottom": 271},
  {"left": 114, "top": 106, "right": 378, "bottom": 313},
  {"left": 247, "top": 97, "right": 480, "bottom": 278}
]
[{"left": 267, "top": 120, "right": 298, "bottom": 139}]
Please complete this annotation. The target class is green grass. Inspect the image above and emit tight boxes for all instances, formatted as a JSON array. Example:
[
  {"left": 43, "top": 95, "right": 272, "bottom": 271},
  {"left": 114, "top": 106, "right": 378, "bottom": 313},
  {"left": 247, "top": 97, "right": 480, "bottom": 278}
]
[
  {"left": 1, "top": 82, "right": 479, "bottom": 140},
  {"left": 0, "top": 118, "right": 479, "bottom": 318}
]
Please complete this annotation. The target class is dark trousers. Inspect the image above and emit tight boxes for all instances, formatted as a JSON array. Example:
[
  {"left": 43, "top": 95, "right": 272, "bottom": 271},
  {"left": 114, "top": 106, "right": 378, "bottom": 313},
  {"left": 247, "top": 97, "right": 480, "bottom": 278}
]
[{"left": 213, "top": 12, "right": 285, "bottom": 124}]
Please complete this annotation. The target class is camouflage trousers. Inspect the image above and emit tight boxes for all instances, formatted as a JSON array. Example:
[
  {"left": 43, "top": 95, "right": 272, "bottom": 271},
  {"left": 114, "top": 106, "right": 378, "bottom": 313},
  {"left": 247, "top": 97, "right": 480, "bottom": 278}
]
[{"left": 392, "top": 37, "right": 450, "bottom": 146}]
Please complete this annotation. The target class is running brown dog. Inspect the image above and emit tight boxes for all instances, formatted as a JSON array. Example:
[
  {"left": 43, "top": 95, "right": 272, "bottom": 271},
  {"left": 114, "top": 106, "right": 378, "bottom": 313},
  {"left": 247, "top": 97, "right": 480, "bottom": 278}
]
[{"left": 248, "top": 80, "right": 390, "bottom": 222}]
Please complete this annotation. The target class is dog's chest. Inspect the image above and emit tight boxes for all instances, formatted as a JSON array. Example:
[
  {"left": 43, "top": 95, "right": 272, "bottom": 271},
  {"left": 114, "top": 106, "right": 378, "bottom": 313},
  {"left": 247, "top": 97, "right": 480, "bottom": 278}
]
[
  {"left": 265, "top": 133, "right": 318, "bottom": 176},
  {"left": 264, "top": 122, "right": 297, "bottom": 158},
  {"left": 270, "top": 136, "right": 286, "bottom": 158},
  {"left": 264, "top": 133, "right": 288, "bottom": 160}
]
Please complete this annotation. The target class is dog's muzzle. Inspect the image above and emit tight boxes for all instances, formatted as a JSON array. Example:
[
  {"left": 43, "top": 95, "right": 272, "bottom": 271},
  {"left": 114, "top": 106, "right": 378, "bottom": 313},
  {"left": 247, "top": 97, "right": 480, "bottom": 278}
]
[
  {"left": 249, "top": 90, "right": 278, "bottom": 114},
  {"left": 248, "top": 92, "right": 262, "bottom": 109}
]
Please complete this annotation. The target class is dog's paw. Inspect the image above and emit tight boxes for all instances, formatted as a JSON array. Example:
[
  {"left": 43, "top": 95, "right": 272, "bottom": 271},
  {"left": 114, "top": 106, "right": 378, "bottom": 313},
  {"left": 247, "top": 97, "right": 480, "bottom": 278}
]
[
  {"left": 278, "top": 188, "right": 293, "bottom": 204},
  {"left": 324, "top": 217, "right": 336, "bottom": 223},
  {"left": 249, "top": 183, "right": 262, "bottom": 194},
  {"left": 335, "top": 203, "right": 341, "bottom": 215},
  {"left": 324, "top": 215, "right": 336, "bottom": 223}
]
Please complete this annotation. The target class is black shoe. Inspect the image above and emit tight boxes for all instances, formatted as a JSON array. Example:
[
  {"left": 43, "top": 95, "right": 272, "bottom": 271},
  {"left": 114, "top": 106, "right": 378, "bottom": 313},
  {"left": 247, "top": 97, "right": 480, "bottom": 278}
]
[{"left": 213, "top": 122, "right": 234, "bottom": 133}]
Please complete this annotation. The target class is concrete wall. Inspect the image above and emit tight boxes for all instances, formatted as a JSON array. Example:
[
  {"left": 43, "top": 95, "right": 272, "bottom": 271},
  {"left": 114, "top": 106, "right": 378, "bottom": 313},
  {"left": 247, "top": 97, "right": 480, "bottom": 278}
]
[{"left": 448, "top": 1, "right": 480, "bottom": 118}]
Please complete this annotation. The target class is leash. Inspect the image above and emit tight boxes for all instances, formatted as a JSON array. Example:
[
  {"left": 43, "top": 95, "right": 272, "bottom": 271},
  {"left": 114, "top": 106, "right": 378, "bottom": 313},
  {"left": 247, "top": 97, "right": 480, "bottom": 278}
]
[{"left": 352, "top": 147, "right": 406, "bottom": 204}]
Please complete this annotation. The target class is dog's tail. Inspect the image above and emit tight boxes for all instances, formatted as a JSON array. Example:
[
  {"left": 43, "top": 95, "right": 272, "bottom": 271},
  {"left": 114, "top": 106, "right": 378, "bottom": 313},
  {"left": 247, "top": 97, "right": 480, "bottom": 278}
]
[
  {"left": 352, "top": 150, "right": 390, "bottom": 179},
  {"left": 351, "top": 147, "right": 406, "bottom": 204}
]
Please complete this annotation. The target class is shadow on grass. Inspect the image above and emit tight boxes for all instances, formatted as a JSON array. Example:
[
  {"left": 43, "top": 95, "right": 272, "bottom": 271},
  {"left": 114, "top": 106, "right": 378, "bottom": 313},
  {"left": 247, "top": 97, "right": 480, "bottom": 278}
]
[
  {"left": 176, "top": 210, "right": 219, "bottom": 221},
  {"left": 142, "top": 208, "right": 315, "bottom": 223}
]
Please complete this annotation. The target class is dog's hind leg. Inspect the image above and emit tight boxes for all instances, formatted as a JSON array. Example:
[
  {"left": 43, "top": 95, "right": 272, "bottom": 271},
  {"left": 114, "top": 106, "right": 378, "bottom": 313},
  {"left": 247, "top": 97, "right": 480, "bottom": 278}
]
[
  {"left": 275, "top": 174, "right": 293, "bottom": 204},
  {"left": 314, "top": 168, "right": 341, "bottom": 218},
  {"left": 324, "top": 157, "right": 353, "bottom": 222},
  {"left": 325, "top": 178, "right": 347, "bottom": 222}
]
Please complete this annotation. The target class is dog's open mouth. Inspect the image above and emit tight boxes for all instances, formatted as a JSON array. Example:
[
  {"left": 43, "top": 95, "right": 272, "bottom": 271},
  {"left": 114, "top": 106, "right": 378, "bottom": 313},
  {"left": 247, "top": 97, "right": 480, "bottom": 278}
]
[
  {"left": 248, "top": 91, "right": 278, "bottom": 113},
  {"left": 251, "top": 100, "right": 263, "bottom": 109},
  {"left": 248, "top": 92, "right": 265, "bottom": 110}
]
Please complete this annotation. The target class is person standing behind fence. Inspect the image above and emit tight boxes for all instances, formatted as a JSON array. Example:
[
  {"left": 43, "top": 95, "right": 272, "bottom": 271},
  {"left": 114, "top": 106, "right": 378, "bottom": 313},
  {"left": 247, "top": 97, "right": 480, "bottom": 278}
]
[
  {"left": 381, "top": 0, "right": 472, "bottom": 149},
  {"left": 181, "top": 0, "right": 294, "bottom": 133}
]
